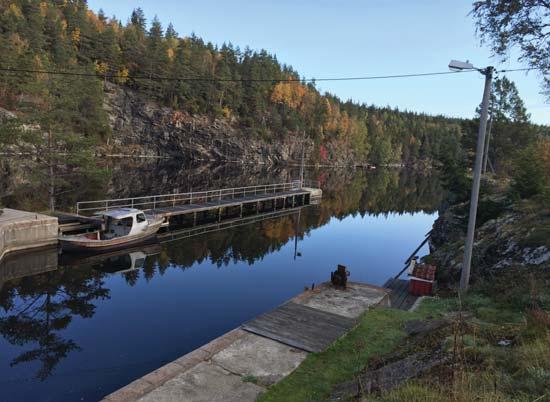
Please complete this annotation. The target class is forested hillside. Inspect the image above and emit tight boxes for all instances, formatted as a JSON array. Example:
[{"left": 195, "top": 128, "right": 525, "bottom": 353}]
[{"left": 0, "top": 0, "right": 545, "bottom": 167}]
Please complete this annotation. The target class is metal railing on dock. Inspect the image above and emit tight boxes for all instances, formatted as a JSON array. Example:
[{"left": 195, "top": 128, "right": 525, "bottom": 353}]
[{"left": 76, "top": 181, "right": 304, "bottom": 216}]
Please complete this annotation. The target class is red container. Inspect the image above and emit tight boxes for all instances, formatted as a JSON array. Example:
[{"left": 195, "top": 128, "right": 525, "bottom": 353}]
[
  {"left": 412, "top": 264, "right": 436, "bottom": 281},
  {"left": 409, "top": 277, "right": 434, "bottom": 296}
]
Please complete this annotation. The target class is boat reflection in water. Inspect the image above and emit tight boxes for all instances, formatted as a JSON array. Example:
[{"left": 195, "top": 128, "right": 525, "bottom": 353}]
[
  {"left": 0, "top": 244, "right": 161, "bottom": 384},
  {"left": 0, "top": 167, "right": 446, "bottom": 402},
  {"left": 59, "top": 243, "right": 162, "bottom": 274}
]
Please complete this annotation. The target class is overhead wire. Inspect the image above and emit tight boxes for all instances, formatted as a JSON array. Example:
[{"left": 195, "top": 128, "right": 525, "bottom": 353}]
[{"left": 0, "top": 66, "right": 536, "bottom": 83}]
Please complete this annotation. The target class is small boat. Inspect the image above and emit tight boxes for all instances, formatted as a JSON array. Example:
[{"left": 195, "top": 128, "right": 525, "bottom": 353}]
[{"left": 59, "top": 208, "right": 164, "bottom": 253}]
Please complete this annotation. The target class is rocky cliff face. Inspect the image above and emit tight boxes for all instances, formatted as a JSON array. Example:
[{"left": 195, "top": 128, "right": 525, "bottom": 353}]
[
  {"left": 428, "top": 194, "right": 550, "bottom": 284},
  {"left": 103, "top": 83, "right": 317, "bottom": 165}
]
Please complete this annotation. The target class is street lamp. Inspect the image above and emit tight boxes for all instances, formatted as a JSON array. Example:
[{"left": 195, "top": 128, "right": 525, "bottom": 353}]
[{"left": 448, "top": 60, "right": 494, "bottom": 291}]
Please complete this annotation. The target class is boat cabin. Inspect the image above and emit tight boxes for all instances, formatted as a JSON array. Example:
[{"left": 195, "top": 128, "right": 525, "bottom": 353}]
[{"left": 95, "top": 208, "right": 150, "bottom": 239}]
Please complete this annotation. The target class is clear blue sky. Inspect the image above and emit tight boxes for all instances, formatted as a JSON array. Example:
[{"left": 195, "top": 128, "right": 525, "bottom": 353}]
[{"left": 88, "top": 0, "right": 549, "bottom": 124}]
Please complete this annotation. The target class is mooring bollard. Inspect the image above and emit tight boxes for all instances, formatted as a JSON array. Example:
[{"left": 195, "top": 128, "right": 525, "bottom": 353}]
[{"left": 331, "top": 264, "right": 350, "bottom": 289}]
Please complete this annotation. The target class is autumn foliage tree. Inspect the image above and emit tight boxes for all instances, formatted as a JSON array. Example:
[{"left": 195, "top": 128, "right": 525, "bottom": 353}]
[{"left": 2, "top": 0, "right": 541, "bottom": 167}]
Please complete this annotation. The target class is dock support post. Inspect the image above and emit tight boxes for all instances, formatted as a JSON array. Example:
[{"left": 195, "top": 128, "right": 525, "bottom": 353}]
[
  {"left": 240, "top": 204, "right": 243, "bottom": 218},
  {"left": 193, "top": 212, "right": 197, "bottom": 227},
  {"left": 218, "top": 208, "right": 222, "bottom": 222}
]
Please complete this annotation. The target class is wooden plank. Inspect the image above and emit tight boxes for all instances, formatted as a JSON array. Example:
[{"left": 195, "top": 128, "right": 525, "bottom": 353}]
[
  {"left": 384, "top": 278, "right": 418, "bottom": 311},
  {"left": 400, "top": 294, "right": 418, "bottom": 311},
  {"left": 242, "top": 302, "right": 356, "bottom": 353},
  {"left": 394, "top": 283, "right": 410, "bottom": 309}
]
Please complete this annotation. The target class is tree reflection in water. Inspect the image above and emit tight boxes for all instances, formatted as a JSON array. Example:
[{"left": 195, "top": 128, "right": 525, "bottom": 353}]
[
  {"left": 0, "top": 267, "right": 109, "bottom": 380},
  {"left": 0, "top": 166, "right": 444, "bottom": 382}
]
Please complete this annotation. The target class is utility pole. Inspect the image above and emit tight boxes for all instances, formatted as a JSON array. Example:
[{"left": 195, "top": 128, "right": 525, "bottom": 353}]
[
  {"left": 482, "top": 109, "right": 493, "bottom": 174},
  {"left": 460, "top": 66, "right": 493, "bottom": 291}
]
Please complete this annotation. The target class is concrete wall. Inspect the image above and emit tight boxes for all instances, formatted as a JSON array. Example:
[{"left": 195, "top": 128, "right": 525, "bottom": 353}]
[
  {"left": 0, "top": 246, "right": 58, "bottom": 289},
  {"left": 0, "top": 209, "right": 58, "bottom": 262}
]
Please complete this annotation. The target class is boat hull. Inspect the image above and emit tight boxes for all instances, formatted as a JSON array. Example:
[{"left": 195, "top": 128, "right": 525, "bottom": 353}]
[{"left": 59, "top": 220, "right": 163, "bottom": 253}]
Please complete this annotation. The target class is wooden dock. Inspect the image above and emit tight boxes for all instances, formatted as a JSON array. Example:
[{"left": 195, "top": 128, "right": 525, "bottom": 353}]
[
  {"left": 149, "top": 189, "right": 310, "bottom": 219},
  {"left": 242, "top": 302, "right": 356, "bottom": 353},
  {"left": 75, "top": 182, "right": 321, "bottom": 228}
]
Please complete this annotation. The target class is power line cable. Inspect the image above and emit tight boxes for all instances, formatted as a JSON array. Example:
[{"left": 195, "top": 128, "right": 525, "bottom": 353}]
[
  {"left": 497, "top": 67, "right": 536, "bottom": 73},
  {"left": 1, "top": 66, "right": 530, "bottom": 83}
]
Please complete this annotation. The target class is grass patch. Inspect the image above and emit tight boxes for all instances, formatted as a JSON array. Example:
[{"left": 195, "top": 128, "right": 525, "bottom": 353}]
[
  {"left": 257, "top": 309, "right": 408, "bottom": 402},
  {"left": 241, "top": 375, "right": 258, "bottom": 384},
  {"left": 258, "top": 301, "right": 452, "bottom": 402},
  {"left": 259, "top": 268, "right": 550, "bottom": 402},
  {"left": 372, "top": 269, "right": 550, "bottom": 402}
]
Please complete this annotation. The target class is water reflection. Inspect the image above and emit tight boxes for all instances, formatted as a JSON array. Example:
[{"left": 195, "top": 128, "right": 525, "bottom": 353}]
[
  {"left": 0, "top": 251, "right": 109, "bottom": 381},
  {"left": 1, "top": 157, "right": 442, "bottom": 214},
  {"left": 0, "top": 166, "right": 443, "bottom": 401}
]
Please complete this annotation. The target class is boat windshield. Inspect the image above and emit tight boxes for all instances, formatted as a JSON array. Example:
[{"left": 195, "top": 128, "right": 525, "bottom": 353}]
[
  {"left": 105, "top": 216, "right": 134, "bottom": 238},
  {"left": 116, "top": 217, "right": 133, "bottom": 227}
]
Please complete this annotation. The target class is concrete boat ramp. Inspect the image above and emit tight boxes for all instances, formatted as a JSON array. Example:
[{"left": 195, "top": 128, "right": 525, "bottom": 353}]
[{"left": 101, "top": 282, "right": 389, "bottom": 402}]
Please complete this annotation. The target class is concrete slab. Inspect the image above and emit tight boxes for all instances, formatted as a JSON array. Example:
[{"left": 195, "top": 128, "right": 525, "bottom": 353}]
[
  {"left": 303, "top": 187, "right": 322, "bottom": 198},
  {"left": 105, "top": 281, "right": 386, "bottom": 402},
  {"left": 198, "top": 328, "right": 247, "bottom": 356},
  {"left": 0, "top": 208, "right": 58, "bottom": 262},
  {"left": 294, "top": 282, "right": 389, "bottom": 318},
  {"left": 211, "top": 333, "right": 307, "bottom": 385},
  {"left": 137, "top": 361, "right": 265, "bottom": 402},
  {"left": 104, "top": 378, "right": 155, "bottom": 402},
  {"left": 141, "top": 362, "right": 184, "bottom": 387}
]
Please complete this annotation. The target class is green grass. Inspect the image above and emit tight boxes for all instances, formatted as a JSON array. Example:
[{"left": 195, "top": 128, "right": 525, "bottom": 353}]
[
  {"left": 371, "top": 270, "right": 550, "bottom": 402},
  {"left": 258, "top": 302, "right": 451, "bottom": 402},
  {"left": 241, "top": 375, "right": 259, "bottom": 384},
  {"left": 258, "top": 265, "right": 550, "bottom": 402}
]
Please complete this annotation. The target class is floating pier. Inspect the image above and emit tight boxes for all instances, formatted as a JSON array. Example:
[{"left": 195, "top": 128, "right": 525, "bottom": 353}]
[
  {"left": 75, "top": 182, "right": 322, "bottom": 229},
  {"left": 0, "top": 182, "right": 322, "bottom": 262},
  {"left": 101, "top": 282, "right": 389, "bottom": 402}
]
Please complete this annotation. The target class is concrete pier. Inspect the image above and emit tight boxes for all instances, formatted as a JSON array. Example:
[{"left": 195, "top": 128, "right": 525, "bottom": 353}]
[
  {"left": 0, "top": 209, "right": 58, "bottom": 262},
  {"left": 101, "top": 282, "right": 388, "bottom": 402}
]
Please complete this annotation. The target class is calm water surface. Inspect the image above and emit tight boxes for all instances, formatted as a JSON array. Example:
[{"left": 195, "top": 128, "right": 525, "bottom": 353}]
[{"left": 0, "top": 162, "right": 444, "bottom": 402}]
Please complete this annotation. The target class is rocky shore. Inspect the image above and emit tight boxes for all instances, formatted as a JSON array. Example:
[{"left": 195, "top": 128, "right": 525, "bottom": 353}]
[
  {"left": 428, "top": 188, "right": 550, "bottom": 284},
  {"left": 102, "top": 83, "right": 361, "bottom": 166}
]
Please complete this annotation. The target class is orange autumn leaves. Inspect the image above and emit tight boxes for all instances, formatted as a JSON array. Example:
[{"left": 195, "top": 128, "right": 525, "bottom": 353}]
[
  {"left": 270, "top": 80, "right": 365, "bottom": 142},
  {"left": 271, "top": 81, "right": 308, "bottom": 109}
]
